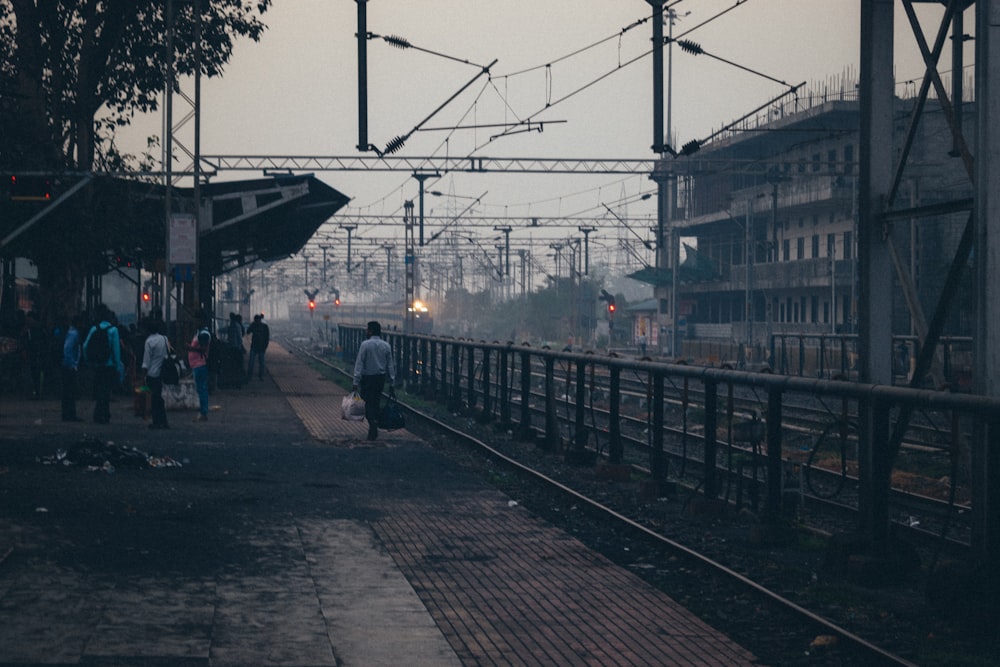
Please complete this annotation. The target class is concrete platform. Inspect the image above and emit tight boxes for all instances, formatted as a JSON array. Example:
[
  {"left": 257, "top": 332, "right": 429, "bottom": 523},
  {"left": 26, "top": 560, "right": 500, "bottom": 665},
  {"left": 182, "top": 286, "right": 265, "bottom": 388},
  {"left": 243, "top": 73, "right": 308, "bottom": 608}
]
[{"left": 0, "top": 343, "right": 757, "bottom": 666}]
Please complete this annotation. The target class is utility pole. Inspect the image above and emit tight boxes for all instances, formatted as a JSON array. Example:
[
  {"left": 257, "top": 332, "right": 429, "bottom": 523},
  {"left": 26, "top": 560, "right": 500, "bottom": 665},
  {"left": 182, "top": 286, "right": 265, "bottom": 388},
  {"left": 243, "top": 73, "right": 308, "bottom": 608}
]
[
  {"left": 340, "top": 225, "right": 357, "bottom": 273},
  {"left": 404, "top": 200, "right": 415, "bottom": 333},
  {"left": 383, "top": 244, "right": 394, "bottom": 289},
  {"left": 413, "top": 172, "right": 439, "bottom": 247},
  {"left": 578, "top": 226, "right": 597, "bottom": 275},
  {"left": 319, "top": 245, "right": 331, "bottom": 284}
]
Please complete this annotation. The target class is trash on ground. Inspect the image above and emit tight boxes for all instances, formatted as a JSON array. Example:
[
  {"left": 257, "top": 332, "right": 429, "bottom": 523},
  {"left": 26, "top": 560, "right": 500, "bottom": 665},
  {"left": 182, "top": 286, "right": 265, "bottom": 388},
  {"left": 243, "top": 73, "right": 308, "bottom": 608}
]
[{"left": 37, "top": 436, "right": 182, "bottom": 470}]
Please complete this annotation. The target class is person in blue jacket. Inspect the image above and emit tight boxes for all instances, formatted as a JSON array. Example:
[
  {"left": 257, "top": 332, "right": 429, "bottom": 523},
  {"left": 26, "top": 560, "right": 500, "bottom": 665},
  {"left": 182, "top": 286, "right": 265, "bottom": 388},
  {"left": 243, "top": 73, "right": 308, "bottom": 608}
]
[{"left": 82, "top": 304, "right": 123, "bottom": 424}]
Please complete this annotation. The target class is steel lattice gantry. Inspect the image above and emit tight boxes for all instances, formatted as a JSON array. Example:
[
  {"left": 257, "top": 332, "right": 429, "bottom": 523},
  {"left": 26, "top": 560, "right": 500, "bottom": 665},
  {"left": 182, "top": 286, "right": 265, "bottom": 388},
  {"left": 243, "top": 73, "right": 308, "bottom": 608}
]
[{"left": 859, "top": 0, "right": 999, "bottom": 576}]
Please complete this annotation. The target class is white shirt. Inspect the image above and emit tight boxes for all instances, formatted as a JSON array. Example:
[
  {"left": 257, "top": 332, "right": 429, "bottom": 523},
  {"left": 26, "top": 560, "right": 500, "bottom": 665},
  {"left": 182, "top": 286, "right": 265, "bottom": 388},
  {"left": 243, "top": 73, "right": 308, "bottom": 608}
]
[
  {"left": 353, "top": 335, "right": 396, "bottom": 385},
  {"left": 142, "top": 332, "right": 169, "bottom": 378}
]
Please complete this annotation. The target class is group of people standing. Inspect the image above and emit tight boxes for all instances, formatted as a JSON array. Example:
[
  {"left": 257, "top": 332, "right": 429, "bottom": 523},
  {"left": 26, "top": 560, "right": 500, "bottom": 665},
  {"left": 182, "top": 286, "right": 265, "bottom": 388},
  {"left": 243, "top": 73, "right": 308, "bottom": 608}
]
[{"left": 48, "top": 305, "right": 271, "bottom": 429}]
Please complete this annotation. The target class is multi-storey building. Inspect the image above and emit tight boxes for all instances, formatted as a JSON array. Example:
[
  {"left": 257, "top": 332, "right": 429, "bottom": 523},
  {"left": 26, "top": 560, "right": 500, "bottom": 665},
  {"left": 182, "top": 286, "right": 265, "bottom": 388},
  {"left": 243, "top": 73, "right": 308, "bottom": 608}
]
[{"left": 635, "top": 86, "right": 973, "bottom": 371}]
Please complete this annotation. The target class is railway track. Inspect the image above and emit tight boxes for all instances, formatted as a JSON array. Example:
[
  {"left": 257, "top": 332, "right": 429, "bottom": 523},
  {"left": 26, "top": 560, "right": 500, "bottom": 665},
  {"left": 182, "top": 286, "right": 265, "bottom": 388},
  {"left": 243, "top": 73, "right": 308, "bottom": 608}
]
[{"left": 294, "top": 342, "right": 933, "bottom": 665}]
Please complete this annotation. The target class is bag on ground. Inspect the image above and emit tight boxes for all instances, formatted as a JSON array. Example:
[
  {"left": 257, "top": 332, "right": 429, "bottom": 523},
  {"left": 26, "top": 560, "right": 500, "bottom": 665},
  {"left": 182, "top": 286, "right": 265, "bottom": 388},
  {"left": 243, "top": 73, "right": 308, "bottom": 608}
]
[
  {"left": 341, "top": 391, "right": 366, "bottom": 421},
  {"left": 380, "top": 397, "right": 405, "bottom": 431}
]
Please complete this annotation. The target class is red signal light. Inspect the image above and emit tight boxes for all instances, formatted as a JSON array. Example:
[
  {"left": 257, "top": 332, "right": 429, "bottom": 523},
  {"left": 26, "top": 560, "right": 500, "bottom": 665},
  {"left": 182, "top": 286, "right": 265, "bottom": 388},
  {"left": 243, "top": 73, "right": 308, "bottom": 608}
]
[{"left": 308, "top": 300, "right": 316, "bottom": 311}]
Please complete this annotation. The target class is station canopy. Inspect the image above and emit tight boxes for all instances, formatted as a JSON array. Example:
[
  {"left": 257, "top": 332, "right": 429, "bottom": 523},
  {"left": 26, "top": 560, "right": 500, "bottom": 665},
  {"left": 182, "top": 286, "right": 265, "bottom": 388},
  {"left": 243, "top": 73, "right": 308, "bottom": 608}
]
[
  {"left": 0, "top": 173, "right": 348, "bottom": 276},
  {"left": 627, "top": 243, "right": 719, "bottom": 287}
]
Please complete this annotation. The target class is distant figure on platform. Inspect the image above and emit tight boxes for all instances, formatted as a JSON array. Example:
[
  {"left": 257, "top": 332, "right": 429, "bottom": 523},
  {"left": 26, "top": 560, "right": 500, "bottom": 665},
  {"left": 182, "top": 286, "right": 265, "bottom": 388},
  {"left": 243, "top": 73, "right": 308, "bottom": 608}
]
[
  {"left": 352, "top": 320, "right": 396, "bottom": 441},
  {"left": 189, "top": 318, "right": 212, "bottom": 422},
  {"left": 142, "top": 319, "right": 170, "bottom": 430},
  {"left": 220, "top": 312, "right": 246, "bottom": 387},
  {"left": 20, "top": 311, "right": 47, "bottom": 399},
  {"left": 246, "top": 313, "right": 270, "bottom": 380},
  {"left": 83, "top": 304, "right": 122, "bottom": 424},
  {"left": 638, "top": 331, "right": 648, "bottom": 357},
  {"left": 60, "top": 314, "right": 84, "bottom": 422}
]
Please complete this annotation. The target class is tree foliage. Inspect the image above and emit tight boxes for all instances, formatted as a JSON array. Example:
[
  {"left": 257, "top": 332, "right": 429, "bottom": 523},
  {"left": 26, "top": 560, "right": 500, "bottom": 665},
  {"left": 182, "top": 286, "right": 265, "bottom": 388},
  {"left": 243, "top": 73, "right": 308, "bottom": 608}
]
[
  {"left": 0, "top": 0, "right": 271, "bottom": 323},
  {"left": 1, "top": 0, "right": 270, "bottom": 170}
]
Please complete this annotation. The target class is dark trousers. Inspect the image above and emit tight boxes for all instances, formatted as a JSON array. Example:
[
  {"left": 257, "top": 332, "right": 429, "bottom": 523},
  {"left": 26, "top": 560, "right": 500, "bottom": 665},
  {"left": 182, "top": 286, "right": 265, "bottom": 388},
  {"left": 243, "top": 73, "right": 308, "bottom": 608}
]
[
  {"left": 148, "top": 376, "right": 168, "bottom": 427},
  {"left": 359, "top": 373, "right": 386, "bottom": 436},
  {"left": 93, "top": 365, "right": 114, "bottom": 423},
  {"left": 60, "top": 366, "right": 78, "bottom": 419}
]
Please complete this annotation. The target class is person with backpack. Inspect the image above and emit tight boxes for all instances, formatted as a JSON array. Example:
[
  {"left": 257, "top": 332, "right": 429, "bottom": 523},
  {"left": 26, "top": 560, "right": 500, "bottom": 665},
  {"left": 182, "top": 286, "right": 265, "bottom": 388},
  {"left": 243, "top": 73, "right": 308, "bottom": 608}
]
[
  {"left": 82, "top": 304, "right": 122, "bottom": 424},
  {"left": 187, "top": 318, "right": 212, "bottom": 422}
]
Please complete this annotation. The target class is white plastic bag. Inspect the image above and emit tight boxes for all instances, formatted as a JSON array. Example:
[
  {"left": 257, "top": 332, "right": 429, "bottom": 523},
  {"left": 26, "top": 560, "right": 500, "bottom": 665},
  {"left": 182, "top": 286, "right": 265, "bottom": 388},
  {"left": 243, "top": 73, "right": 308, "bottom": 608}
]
[{"left": 341, "top": 390, "right": 366, "bottom": 421}]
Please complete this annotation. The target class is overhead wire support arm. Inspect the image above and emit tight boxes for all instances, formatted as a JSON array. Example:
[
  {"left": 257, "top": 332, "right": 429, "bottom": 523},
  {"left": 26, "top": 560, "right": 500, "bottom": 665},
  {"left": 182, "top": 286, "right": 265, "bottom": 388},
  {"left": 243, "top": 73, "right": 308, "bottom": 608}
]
[
  {"left": 381, "top": 58, "right": 499, "bottom": 155},
  {"left": 672, "top": 38, "right": 794, "bottom": 88},
  {"left": 676, "top": 82, "right": 805, "bottom": 157},
  {"left": 373, "top": 32, "right": 492, "bottom": 70}
]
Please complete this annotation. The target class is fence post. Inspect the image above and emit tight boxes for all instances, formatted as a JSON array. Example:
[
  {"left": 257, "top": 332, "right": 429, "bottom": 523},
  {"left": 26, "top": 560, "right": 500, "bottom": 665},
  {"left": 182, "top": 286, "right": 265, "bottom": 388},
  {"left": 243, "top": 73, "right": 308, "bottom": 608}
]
[
  {"left": 608, "top": 366, "right": 622, "bottom": 463},
  {"left": 449, "top": 343, "right": 463, "bottom": 412},
  {"left": 703, "top": 379, "right": 718, "bottom": 498},
  {"left": 766, "top": 386, "right": 784, "bottom": 515},
  {"left": 499, "top": 346, "right": 510, "bottom": 427},
  {"left": 544, "top": 356, "right": 558, "bottom": 450},
  {"left": 420, "top": 338, "right": 430, "bottom": 394},
  {"left": 573, "top": 358, "right": 587, "bottom": 454},
  {"left": 518, "top": 349, "right": 534, "bottom": 440},
  {"left": 466, "top": 345, "right": 477, "bottom": 412},
  {"left": 478, "top": 347, "right": 492, "bottom": 422},
  {"left": 651, "top": 371, "right": 665, "bottom": 481}
]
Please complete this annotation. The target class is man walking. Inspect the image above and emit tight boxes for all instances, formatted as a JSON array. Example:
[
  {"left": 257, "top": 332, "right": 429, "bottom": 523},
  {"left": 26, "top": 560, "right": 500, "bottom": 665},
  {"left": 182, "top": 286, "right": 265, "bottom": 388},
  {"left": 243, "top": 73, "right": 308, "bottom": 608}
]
[
  {"left": 352, "top": 321, "right": 396, "bottom": 441},
  {"left": 246, "top": 313, "right": 270, "bottom": 380}
]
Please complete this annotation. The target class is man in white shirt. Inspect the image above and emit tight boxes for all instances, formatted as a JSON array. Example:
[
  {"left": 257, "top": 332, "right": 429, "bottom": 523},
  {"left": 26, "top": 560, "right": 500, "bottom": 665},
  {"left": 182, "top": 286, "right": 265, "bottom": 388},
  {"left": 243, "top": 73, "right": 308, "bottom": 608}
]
[
  {"left": 352, "top": 321, "right": 396, "bottom": 440},
  {"left": 141, "top": 319, "right": 170, "bottom": 430}
]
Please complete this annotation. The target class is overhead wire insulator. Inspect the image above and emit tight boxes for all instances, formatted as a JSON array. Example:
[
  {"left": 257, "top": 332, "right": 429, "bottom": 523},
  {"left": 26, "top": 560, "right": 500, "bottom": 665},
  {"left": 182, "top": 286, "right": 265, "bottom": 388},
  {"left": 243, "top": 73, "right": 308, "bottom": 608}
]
[
  {"left": 681, "top": 139, "right": 701, "bottom": 156},
  {"left": 677, "top": 39, "right": 703, "bottom": 55},
  {"left": 383, "top": 34, "right": 411, "bottom": 49},
  {"left": 383, "top": 135, "right": 408, "bottom": 155}
]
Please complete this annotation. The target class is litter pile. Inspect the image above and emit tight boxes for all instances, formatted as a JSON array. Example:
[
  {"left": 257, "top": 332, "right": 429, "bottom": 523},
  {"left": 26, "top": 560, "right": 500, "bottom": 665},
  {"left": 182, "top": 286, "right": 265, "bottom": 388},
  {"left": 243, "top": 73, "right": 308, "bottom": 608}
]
[{"left": 38, "top": 436, "right": 183, "bottom": 472}]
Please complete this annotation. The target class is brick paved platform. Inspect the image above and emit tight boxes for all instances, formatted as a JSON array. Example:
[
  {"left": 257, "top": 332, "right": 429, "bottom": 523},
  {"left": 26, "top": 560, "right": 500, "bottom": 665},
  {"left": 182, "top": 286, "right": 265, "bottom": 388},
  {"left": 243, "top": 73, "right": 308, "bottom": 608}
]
[{"left": 0, "top": 342, "right": 758, "bottom": 666}]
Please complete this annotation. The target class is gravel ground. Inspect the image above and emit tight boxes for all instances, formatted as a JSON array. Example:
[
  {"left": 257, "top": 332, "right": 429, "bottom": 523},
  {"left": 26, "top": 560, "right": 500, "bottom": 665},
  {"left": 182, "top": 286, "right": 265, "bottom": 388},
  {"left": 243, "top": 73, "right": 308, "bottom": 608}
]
[{"left": 403, "top": 405, "right": 1000, "bottom": 667}]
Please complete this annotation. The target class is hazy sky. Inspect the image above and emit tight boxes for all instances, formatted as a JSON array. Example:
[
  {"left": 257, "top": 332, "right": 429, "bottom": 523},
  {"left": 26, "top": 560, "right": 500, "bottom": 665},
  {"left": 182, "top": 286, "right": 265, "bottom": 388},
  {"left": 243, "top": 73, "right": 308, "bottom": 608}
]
[{"left": 121, "top": 0, "right": 964, "bottom": 268}]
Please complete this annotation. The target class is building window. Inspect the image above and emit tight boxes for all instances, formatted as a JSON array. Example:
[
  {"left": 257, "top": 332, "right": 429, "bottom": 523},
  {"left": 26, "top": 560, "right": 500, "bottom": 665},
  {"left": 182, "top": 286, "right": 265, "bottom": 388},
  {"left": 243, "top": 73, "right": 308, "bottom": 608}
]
[
  {"left": 811, "top": 235, "right": 820, "bottom": 258},
  {"left": 797, "top": 237, "right": 804, "bottom": 260},
  {"left": 793, "top": 301, "right": 800, "bottom": 322},
  {"left": 844, "top": 144, "right": 854, "bottom": 175},
  {"left": 783, "top": 239, "right": 790, "bottom": 261},
  {"left": 843, "top": 231, "right": 853, "bottom": 260},
  {"left": 811, "top": 296, "right": 819, "bottom": 323},
  {"left": 823, "top": 301, "right": 830, "bottom": 323},
  {"left": 827, "top": 233, "right": 836, "bottom": 259}
]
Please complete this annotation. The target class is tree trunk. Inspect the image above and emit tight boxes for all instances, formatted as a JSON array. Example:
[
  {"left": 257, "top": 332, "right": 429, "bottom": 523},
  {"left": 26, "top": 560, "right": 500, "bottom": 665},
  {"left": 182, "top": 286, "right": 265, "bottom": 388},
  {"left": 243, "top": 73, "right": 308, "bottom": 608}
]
[{"left": 33, "top": 254, "right": 88, "bottom": 327}]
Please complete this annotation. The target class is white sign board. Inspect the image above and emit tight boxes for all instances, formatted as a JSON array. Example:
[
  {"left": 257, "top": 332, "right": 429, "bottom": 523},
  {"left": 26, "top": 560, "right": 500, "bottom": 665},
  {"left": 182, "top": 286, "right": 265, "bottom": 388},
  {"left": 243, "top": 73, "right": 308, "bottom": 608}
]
[{"left": 169, "top": 214, "right": 197, "bottom": 265}]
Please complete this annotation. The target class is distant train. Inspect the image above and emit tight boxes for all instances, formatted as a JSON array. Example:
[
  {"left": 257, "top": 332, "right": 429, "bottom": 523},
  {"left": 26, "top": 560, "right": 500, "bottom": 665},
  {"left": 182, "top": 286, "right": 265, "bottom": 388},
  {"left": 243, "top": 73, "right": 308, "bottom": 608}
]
[{"left": 290, "top": 298, "right": 433, "bottom": 335}]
